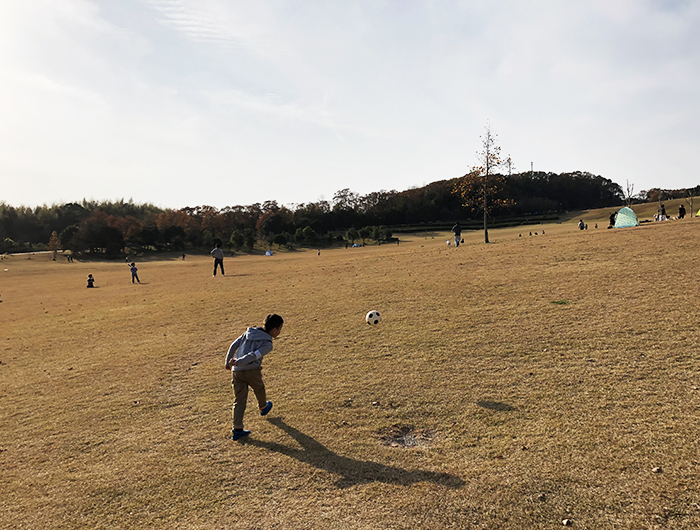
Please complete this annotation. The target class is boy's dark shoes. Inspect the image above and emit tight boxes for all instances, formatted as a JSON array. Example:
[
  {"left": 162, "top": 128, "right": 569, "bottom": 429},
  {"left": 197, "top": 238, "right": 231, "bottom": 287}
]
[
  {"left": 260, "top": 401, "right": 273, "bottom": 416},
  {"left": 232, "top": 429, "right": 251, "bottom": 441}
]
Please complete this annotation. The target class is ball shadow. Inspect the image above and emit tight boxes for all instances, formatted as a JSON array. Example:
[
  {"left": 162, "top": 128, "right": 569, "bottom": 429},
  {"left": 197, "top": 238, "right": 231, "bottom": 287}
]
[{"left": 476, "top": 400, "right": 517, "bottom": 412}]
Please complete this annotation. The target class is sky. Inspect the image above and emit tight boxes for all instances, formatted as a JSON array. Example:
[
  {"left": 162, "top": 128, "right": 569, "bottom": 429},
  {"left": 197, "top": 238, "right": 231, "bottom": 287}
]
[{"left": 1, "top": 0, "right": 699, "bottom": 210}]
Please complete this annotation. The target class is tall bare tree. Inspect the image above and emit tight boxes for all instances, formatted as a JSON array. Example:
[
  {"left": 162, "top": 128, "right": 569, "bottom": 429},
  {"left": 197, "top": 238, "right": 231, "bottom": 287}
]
[
  {"left": 685, "top": 188, "right": 696, "bottom": 218},
  {"left": 624, "top": 180, "right": 635, "bottom": 207},
  {"left": 453, "top": 125, "right": 513, "bottom": 243}
]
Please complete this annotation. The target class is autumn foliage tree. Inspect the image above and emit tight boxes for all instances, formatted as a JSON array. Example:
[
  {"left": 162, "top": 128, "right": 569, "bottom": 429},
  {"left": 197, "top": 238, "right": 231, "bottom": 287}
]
[
  {"left": 453, "top": 125, "right": 514, "bottom": 243},
  {"left": 47, "top": 231, "right": 61, "bottom": 260}
]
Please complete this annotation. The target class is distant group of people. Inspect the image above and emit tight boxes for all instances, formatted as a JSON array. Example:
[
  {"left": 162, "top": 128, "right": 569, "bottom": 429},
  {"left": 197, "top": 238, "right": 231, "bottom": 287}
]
[
  {"left": 85, "top": 261, "right": 140, "bottom": 288},
  {"left": 654, "top": 203, "right": 687, "bottom": 221},
  {"left": 85, "top": 244, "right": 226, "bottom": 289}
]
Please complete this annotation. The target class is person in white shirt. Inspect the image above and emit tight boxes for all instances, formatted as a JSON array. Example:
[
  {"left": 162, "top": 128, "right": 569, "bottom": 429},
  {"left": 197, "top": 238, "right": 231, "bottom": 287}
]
[{"left": 211, "top": 243, "right": 225, "bottom": 277}]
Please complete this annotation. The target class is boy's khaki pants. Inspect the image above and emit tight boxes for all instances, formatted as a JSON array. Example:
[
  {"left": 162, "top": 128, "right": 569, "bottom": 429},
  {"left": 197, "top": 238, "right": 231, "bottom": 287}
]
[{"left": 232, "top": 368, "right": 267, "bottom": 430}]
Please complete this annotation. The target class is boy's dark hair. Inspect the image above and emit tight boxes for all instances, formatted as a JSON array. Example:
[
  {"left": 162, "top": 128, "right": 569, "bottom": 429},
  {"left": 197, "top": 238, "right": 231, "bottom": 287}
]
[{"left": 264, "top": 314, "right": 284, "bottom": 332}]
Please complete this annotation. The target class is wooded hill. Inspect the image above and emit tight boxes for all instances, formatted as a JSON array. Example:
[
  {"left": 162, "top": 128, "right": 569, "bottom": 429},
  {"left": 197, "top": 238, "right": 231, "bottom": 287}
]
[{"left": 0, "top": 172, "right": 694, "bottom": 255}]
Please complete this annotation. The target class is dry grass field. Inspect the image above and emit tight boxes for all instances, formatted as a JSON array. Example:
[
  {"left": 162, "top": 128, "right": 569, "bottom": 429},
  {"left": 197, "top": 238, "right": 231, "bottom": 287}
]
[{"left": 1, "top": 207, "right": 699, "bottom": 529}]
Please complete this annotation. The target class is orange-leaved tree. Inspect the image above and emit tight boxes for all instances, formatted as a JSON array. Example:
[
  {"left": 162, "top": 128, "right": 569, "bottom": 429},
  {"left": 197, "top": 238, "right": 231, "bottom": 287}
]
[
  {"left": 453, "top": 125, "right": 514, "bottom": 243},
  {"left": 48, "top": 230, "right": 61, "bottom": 261}
]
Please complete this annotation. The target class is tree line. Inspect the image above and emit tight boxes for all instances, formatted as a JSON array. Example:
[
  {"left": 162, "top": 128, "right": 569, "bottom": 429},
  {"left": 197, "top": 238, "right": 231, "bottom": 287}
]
[{"left": 1, "top": 172, "right": 687, "bottom": 256}]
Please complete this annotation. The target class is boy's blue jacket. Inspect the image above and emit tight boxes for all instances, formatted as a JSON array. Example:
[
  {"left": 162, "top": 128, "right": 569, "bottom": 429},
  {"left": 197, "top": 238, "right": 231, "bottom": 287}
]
[{"left": 225, "top": 327, "right": 273, "bottom": 371}]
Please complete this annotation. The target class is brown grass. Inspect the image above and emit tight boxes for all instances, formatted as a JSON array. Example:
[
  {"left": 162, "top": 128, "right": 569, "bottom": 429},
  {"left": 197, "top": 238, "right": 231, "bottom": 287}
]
[{"left": 1, "top": 211, "right": 699, "bottom": 529}]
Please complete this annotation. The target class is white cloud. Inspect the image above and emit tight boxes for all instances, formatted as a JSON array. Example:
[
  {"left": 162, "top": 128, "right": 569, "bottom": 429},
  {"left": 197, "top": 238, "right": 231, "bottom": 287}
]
[{"left": 148, "top": 0, "right": 242, "bottom": 48}]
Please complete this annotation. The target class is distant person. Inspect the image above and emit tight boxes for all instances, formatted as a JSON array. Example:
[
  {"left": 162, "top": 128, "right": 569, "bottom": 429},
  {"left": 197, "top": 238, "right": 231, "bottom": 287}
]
[
  {"left": 661, "top": 204, "right": 667, "bottom": 219},
  {"left": 87, "top": 274, "right": 94, "bottom": 288},
  {"left": 679, "top": 204, "right": 686, "bottom": 219},
  {"left": 578, "top": 220, "right": 584, "bottom": 230},
  {"left": 211, "top": 243, "right": 225, "bottom": 277},
  {"left": 224, "top": 313, "right": 284, "bottom": 441},
  {"left": 451, "top": 222, "right": 462, "bottom": 247},
  {"left": 182, "top": 253, "right": 186, "bottom": 260},
  {"left": 129, "top": 262, "right": 140, "bottom": 284},
  {"left": 609, "top": 211, "right": 617, "bottom": 228}
]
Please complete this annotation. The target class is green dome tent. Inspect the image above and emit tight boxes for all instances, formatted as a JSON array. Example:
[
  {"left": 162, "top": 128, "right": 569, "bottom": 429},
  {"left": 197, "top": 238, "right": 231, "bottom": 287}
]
[{"left": 614, "top": 207, "right": 639, "bottom": 228}]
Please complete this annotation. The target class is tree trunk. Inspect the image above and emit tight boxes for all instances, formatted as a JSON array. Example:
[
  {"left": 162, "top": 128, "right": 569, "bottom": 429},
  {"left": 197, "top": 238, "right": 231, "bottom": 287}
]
[{"left": 483, "top": 179, "right": 489, "bottom": 243}]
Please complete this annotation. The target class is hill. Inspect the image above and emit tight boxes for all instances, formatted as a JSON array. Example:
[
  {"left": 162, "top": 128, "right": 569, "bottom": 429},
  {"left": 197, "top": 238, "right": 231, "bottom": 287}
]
[{"left": 1, "top": 176, "right": 697, "bottom": 255}]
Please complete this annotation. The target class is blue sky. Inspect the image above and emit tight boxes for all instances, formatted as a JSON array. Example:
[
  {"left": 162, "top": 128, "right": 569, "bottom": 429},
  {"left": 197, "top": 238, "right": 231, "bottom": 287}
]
[{"left": 2, "top": 0, "right": 699, "bottom": 209}]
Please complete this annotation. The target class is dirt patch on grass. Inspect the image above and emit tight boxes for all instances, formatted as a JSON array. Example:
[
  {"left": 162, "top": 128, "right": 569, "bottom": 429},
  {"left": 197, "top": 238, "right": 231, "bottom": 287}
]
[{"left": 378, "top": 425, "right": 435, "bottom": 448}]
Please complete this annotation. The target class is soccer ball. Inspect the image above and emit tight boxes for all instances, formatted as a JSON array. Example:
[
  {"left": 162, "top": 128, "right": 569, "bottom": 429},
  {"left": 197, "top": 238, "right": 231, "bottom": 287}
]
[{"left": 366, "top": 310, "right": 382, "bottom": 325}]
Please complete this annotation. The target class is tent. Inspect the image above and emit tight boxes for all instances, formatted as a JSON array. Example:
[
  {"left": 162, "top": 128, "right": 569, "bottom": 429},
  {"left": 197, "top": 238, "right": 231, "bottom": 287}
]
[
  {"left": 265, "top": 250, "right": 273, "bottom": 256},
  {"left": 614, "top": 207, "right": 639, "bottom": 228}
]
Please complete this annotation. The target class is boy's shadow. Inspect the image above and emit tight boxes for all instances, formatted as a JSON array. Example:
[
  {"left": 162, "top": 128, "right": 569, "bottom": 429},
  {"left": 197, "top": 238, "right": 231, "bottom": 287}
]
[{"left": 245, "top": 417, "right": 465, "bottom": 489}]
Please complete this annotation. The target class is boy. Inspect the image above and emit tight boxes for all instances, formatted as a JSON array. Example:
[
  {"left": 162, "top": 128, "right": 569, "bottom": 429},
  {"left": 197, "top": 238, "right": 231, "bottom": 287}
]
[
  {"left": 129, "top": 262, "right": 140, "bottom": 284},
  {"left": 225, "top": 314, "right": 284, "bottom": 441},
  {"left": 87, "top": 274, "right": 95, "bottom": 288}
]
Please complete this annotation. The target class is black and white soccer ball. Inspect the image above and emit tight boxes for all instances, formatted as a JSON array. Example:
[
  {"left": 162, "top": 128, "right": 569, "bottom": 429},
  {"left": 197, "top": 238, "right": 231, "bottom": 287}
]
[{"left": 366, "top": 310, "right": 382, "bottom": 325}]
